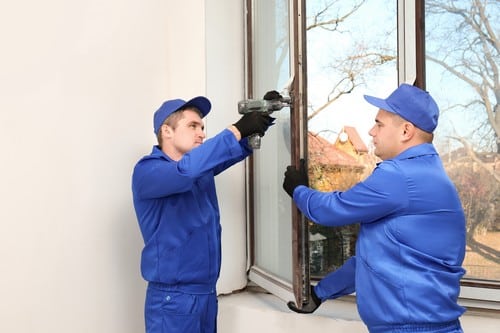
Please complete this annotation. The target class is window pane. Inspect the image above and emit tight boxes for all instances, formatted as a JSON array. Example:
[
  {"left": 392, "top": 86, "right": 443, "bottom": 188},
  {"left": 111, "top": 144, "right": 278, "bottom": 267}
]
[
  {"left": 252, "top": 0, "right": 293, "bottom": 281},
  {"left": 425, "top": 0, "right": 500, "bottom": 281},
  {"left": 306, "top": 0, "right": 397, "bottom": 277}
]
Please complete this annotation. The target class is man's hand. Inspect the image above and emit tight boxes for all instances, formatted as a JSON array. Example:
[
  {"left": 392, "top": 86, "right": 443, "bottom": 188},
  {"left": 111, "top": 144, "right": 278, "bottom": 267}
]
[
  {"left": 263, "top": 90, "right": 283, "bottom": 101},
  {"left": 233, "top": 112, "right": 275, "bottom": 139},
  {"left": 287, "top": 285, "right": 322, "bottom": 314},
  {"left": 283, "top": 159, "right": 308, "bottom": 197}
]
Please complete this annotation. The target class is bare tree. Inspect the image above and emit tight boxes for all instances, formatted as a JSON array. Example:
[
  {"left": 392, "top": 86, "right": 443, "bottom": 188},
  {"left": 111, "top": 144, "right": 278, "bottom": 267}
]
[
  {"left": 307, "top": 0, "right": 364, "bottom": 31},
  {"left": 426, "top": 0, "right": 499, "bottom": 153},
  {"left": 306, "top": 0, "right": 396, "bottom": 121},
  {"left": 305, "top": 0, "right": 397, "bottom": 273},
  {"left": 306, "top": 0, "right": 499, "bottom": 277},
  {"left": 426, "top": 2, "right": 499, "bottom": 273}
]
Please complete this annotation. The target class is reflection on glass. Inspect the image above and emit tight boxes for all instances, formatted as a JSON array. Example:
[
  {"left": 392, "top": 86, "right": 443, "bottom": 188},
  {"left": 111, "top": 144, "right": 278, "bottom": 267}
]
[
  {"left": 425, "top": 0, "right": 499, "bottom": 281},
  {"left": 253, "top": 0, "right": 293, "bottom": 281},
  {"left": 306, "top": 0, "right": 397, "bottom": 277}
]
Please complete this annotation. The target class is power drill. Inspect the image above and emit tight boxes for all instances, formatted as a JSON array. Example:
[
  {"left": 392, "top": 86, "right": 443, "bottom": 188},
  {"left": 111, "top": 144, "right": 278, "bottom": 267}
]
[{"left": 237, "top": 95, "right": 291, "bottom": 148}]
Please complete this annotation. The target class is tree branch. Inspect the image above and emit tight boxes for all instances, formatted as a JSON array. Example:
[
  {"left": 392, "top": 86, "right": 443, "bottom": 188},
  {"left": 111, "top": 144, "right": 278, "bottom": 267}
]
[{"left": 448, "top": 135, "right": 500, "bottom": 183}]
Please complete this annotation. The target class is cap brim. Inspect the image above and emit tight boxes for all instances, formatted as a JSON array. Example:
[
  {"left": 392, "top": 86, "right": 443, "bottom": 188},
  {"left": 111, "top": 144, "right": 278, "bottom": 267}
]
[
  {"left": 183, "top": 96, "right": 211, "bottom": 118},
  {"left": 363, "top": 95, "right": 396, "bottom": 115}
]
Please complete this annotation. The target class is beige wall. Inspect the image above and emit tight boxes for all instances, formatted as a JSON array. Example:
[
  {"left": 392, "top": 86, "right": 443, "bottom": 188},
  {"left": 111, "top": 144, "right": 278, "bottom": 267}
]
[{"left": 0, "top": 1, "right": 246, "bottom": 332}]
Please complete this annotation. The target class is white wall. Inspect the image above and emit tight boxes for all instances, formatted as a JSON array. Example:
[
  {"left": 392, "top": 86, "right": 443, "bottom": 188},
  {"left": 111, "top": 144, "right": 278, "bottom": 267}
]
[
  {"left": 205, "top": 1, "right": 248, "bottom": 294},
  {"left": 0, "top": 0, "right": 246, "bottom": 332}
]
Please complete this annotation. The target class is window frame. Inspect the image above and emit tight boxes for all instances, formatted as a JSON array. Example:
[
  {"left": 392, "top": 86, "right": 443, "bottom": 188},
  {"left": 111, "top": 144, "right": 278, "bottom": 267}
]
[
  {"left": 246, "top": 0, "right": 500, "bottom": 312},
  {"left": 245, "top": 0, "right": 309, "bottom": 306}
]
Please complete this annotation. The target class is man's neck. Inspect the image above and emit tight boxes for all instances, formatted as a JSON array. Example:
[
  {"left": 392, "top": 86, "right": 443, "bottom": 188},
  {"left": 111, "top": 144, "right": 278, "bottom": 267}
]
[{"left": 161, "top": 145, "right": 182, "bottom": 161}]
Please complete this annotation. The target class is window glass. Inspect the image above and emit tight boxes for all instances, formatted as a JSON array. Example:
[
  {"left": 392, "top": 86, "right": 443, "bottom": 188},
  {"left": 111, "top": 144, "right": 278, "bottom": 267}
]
[
  {"left": 425, "top": 0, "right": 500, "bottom": 282},
  {"left": 305, "top": 0, "right": 397, "bottom": 277},
  {"left": 252, "top": 0, "right": 293, "bottom": 280}
]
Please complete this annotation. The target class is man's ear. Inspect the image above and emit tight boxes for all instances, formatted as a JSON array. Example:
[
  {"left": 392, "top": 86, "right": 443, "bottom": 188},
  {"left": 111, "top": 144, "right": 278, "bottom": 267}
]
[
  {"left": 162, "top": 124, "right": 174, "bottom": 138},
  {"left": 401, "top": 122, "right": 415, "bottom": 141}
]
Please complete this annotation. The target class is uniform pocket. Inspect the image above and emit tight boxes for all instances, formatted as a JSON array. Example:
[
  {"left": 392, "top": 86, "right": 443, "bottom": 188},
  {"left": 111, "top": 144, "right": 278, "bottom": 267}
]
[
  {"left": 162, "top": 290, "right": 198, "bottom": 314},
  {"left": 161, "top": 291, "right": 201, "bottom": 333}
]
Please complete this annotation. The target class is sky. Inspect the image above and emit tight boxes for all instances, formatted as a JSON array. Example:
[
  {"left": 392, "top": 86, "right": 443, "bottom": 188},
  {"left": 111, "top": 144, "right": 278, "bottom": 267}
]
[{"left": 305, "top": 0, "right": 497, "bottom": 153}]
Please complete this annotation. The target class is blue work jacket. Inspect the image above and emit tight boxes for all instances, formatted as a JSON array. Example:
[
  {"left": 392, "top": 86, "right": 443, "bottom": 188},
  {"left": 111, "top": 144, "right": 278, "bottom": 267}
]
[
  {"left": 293, "top": 143, "right": 466, "bottom": 331},
  {"left": 132, "top": 129, "right": 251, "bottom": 293}
]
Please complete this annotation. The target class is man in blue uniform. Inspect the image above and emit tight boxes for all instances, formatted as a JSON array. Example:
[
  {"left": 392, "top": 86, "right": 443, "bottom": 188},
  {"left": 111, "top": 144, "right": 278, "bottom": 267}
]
[
  {"left": 132, "top": 96, "right": 274, "bottom": 333},
  {"left": 284, "top": 84, "right": 466, "bottom": 333}
]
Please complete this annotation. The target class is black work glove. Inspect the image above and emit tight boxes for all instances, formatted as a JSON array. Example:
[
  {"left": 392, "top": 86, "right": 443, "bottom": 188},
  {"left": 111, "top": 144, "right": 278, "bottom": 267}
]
[
  {"left": 263, "top": 90, "right": 283, "bottom": 101},
  {"left": 233, "top": 112, "right": 274, "bottom": 139},
  {"left": 283, "top": 159, "right": 308, "bottom": 197},
  {"left": 287, "top": 285, "right": 322, "bottom": 314}
]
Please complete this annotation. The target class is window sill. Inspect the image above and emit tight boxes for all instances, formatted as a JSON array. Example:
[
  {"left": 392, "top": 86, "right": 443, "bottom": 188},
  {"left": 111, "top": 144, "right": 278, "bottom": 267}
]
[{"left": 218, "top": 287, "right": 500, "bottom": 333}]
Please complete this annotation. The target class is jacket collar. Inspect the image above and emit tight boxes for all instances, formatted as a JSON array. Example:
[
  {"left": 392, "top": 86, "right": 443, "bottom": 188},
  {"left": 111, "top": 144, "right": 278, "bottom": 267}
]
[
  {"left": 393, "top": 143, "right": 437, "bottom": 161},
  {"left": 145, "top": 145, "right": 174, "bottom": 162}
]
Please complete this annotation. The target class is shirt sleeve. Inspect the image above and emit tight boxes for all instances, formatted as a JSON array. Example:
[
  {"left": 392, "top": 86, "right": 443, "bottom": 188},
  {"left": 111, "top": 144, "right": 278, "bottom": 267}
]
[
  {"left": 212, "top": 137, "right": 252, "bottom": 176},
  {"left": 315, "top": 256, "right": 356, "bottom": 300},
  {"left": 293, "top": 161, "right": 408, "bottom": 226},
  {"left": 133, "top": 129, "right": 250, "bottom": 199}
]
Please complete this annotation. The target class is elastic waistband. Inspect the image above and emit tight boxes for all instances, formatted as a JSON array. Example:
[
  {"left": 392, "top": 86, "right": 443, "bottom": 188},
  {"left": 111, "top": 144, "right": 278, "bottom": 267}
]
[
  {"left": 369, "top": 320, "right": 462, "bottom": 333},
  {"left": 148, "top": 281, "right": 216, "bottom": 294}
]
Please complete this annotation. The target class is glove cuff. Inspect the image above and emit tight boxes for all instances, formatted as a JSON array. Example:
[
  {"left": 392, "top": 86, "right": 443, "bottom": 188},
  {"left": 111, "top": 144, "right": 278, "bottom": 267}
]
[{"left": 311, "top": 285, "right": 322, "bottom": 306}]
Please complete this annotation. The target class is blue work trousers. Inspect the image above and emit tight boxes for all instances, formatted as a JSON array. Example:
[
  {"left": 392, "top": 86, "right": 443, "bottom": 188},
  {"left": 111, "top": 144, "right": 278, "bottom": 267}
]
[
  {"left": 145, "top": 283, "right": 218, "bottom": 333},
  {"left": 369, "top": 320, "right": 463, "bottom": 333}
]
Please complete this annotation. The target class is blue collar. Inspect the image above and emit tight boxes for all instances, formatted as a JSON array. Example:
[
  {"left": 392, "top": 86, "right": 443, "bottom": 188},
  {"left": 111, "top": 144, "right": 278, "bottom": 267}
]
[
  {"left": 393, "top": 143, "right": 438, "bottom": 161},
  {"left": 145, "top": 145, "right": 174, "bottom": 162}
]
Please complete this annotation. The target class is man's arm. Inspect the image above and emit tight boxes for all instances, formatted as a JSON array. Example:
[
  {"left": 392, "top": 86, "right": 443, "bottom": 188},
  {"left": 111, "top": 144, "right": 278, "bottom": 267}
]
[
  {"left": 287, "top": 257, "right": 357, "bottom": 314},
  {"left": 292, "top": 163, "right": 407, "bottom": 227},
  {"left": 315, "top": 256, "right": 356, "bottom": 300},
  {"left": 133, "top": 130, "right": 248, "bottom": 199}
]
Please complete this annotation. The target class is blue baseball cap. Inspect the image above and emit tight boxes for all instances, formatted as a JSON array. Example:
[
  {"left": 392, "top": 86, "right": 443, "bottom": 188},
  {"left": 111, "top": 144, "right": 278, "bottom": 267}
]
[
  {"left": 153, "top": 96, "right": 211, "bottom": 134},
  {"left": 363, "top": 84, "right": 439, "bottom": 133}
]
